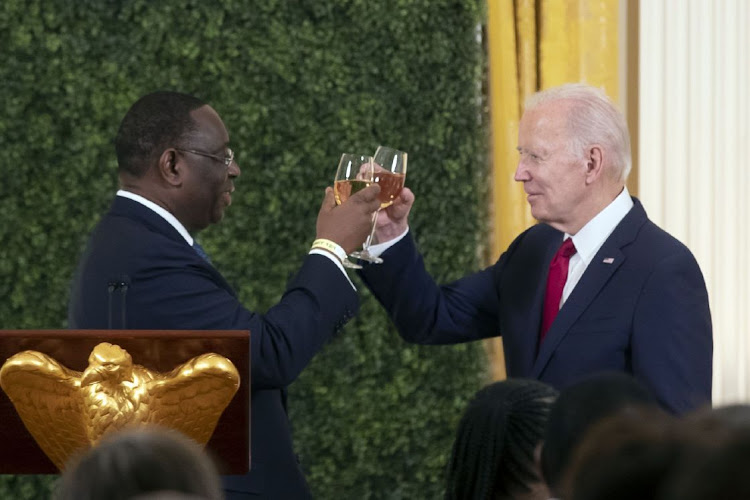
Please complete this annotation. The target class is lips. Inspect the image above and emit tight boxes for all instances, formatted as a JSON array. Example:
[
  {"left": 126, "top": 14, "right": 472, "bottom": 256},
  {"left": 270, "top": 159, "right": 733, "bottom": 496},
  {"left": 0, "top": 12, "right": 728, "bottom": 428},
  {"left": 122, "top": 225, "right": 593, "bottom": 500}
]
[{"left": 223, "top": 184, "right": 235, "bottom": 205}]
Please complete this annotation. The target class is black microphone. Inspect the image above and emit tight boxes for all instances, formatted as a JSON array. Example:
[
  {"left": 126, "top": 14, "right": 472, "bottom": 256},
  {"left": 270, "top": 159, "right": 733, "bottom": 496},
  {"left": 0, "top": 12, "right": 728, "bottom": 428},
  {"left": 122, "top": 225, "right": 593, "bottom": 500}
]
[
  {"left": 106, "top": 275, "right": 131, "bottom": 329},
  {"left": 107, "top": 281, "right": 117, "bottom": 329},
  {"left": 118, "top": 275, "right": 130, "bottom": 329}
]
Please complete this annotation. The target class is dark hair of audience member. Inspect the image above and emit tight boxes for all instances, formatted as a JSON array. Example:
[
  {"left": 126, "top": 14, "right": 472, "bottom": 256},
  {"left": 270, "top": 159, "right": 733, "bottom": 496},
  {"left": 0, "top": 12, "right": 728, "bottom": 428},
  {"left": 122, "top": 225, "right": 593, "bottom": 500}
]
[
  {"left": 659, "top": 405, "right": 750, "bottom": 500},
  {"left": 660, "top": 430, "right": 750, "bottom": 500},
  {"left": 680, "top": 403, "right": 750, "bottom": 439},
  {"left": 115, "top": 90, "right": 206, "bottom": 178},
  {"left": 444, "top": 378, "right": 559, "bottom": 500},
  {"left": 540, "top": 372, "right": 661, "bottom": 496},
  {"left": 55, "top": 426, "right": 223, "bottom": 500},
  {"left": 560, "top": 408, "right": 680, "bottom": 500},
  {"left": 131, "top": 492, "right": 210, "bottom": 500}
]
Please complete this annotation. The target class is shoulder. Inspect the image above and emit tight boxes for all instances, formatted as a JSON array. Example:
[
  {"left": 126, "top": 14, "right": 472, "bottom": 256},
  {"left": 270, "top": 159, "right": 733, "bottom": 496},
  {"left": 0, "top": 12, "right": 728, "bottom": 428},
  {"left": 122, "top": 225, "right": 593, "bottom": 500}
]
[
  {"left": 490, "top": 223, "right": 560, "bottom": 276},
  {"left": 631, "top": 218, "right": 699, "bottom": 265},
  {"left": 613, "top": 218, "right": 706, "bottom": 292},
  {"left": 611, "top": 198, "right": 700, "bottom": 266},
  {"left": 505, "top": 223, "right": 560, "bottom": 256}
]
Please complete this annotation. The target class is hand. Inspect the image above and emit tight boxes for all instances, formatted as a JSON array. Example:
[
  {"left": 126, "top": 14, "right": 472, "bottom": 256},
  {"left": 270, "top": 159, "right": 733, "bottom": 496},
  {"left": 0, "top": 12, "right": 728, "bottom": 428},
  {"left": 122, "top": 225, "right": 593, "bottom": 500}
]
[
  {"left": 373, "top": 187, "right": 414, "bottom": 244},
  {"left": 316, "top": 184, "right": 381, "bottom": 253}
]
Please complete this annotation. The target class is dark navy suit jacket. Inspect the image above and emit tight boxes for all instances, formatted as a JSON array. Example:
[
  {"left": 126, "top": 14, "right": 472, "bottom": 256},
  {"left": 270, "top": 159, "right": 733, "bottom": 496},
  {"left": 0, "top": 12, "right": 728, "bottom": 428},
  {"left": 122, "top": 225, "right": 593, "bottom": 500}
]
[
  {"left": 360, "top": 198, "right": 712, "bottom": 414},
  {"left": 69, "top": 196, "right": 358, "bottom": 498}
]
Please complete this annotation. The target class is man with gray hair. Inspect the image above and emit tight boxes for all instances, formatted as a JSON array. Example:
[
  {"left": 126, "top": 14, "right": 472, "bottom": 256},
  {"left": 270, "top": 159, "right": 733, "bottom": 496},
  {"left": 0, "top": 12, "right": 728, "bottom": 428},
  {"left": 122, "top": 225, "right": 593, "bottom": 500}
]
[{"left": 359, "top": 83, "right": 712, "bottom": 414}]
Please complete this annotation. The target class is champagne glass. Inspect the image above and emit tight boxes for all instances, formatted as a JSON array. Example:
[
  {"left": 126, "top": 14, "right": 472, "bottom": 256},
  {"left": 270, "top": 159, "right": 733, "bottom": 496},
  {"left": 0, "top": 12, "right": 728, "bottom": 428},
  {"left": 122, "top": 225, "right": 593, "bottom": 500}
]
[
  {"left": 333, "top": 153, "right": 375, "bottom": 269},
  {"left": 349, "top": 146, "right": 408, "bottom": 264}
]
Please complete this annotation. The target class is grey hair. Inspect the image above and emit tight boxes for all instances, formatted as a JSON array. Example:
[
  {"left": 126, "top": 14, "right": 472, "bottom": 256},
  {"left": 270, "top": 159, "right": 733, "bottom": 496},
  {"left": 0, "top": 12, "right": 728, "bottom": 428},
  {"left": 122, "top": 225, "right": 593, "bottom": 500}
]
[{"left": 525, "top": 83, "right": 631, "bottom": 182}]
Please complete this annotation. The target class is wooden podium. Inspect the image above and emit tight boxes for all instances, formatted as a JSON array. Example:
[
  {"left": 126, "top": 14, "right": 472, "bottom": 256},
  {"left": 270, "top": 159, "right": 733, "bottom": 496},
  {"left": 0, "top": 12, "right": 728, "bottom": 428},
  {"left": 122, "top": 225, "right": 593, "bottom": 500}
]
[{"left": 0, "top": 329, "right": 250, "bottom": 474}]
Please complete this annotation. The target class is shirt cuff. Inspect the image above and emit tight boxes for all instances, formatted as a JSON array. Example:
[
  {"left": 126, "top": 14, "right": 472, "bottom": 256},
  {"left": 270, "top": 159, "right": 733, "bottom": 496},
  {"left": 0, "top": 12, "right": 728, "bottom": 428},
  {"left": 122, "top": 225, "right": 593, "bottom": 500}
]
[{"left": 366, "top": 227, "right": 410, "bottom": 257}]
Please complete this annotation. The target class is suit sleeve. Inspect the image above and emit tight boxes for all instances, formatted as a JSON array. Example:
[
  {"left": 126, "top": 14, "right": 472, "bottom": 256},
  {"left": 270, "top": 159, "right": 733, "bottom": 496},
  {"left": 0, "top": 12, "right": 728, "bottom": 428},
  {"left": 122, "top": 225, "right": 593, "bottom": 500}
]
[
  {"left": 631, "top": 249, "right": 713, "bottom": 413},
  {"left": 131, "top": 253, "right": 358, "bottom": 389},
  {"left": 358, "top": 233, "right": 502, "bottom": 344}
]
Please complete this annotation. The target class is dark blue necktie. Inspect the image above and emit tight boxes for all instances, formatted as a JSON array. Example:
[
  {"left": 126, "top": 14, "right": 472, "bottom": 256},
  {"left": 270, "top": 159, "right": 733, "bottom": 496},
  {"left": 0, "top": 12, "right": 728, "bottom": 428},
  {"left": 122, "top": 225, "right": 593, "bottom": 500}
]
[{"left": 192, "top": 241, "right": 211, "bottom": 263}]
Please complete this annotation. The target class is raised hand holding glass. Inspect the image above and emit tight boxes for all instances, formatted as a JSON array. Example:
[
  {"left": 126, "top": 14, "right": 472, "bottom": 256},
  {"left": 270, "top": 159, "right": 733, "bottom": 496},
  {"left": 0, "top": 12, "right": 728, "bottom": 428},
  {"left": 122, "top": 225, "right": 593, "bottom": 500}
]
[
  {"left": 333, "top": 153, "right": 375, "bottom": 269},
  {"left": 349, "top": 146, "right": 408, "bottom": 264}
]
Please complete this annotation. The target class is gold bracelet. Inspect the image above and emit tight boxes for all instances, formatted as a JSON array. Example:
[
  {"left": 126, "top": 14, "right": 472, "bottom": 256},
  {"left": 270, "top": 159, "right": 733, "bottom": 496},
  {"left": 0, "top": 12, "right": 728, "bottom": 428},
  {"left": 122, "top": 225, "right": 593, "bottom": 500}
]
[{"left": 311, "top": 238, "right": 347, "bottom": 263}]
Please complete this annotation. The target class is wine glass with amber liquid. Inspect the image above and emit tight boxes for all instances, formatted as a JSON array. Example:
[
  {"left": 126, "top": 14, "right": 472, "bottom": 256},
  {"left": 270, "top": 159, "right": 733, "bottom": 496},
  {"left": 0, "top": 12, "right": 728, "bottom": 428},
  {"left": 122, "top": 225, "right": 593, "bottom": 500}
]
[
  {"left": 333, "top": 153, "right": 375, "bottom": 269},
  {"left": 349, "top": 146, "right": 407, "bottom": 264}
]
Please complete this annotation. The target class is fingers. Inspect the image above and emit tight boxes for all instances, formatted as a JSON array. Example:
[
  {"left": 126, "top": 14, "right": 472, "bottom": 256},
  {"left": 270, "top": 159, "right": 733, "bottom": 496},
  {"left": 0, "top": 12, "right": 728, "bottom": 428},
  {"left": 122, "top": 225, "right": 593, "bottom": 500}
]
[
  {"left": 350, "top": 184, "right": 382, "bottom": 212},
  {"left": 390, "top": 187, "right": 414, "bottom": 209},
  {"left": 315, "top": 184, "right": 382, "bottom": 253},
  {"left": 353, "top": 183, "right": 381, "bottom": 203},
  {"left": 323, "top": 186, "right": 335, "bottom": 206},
  {"left": 318, "top": 186, "right": 336, "bottom": 214},
  {"left": 399, "top": 187, "right": 415, "bottom": 204},
  {"left": 386, "top": 187, "right": 414, "bottom": 218}
]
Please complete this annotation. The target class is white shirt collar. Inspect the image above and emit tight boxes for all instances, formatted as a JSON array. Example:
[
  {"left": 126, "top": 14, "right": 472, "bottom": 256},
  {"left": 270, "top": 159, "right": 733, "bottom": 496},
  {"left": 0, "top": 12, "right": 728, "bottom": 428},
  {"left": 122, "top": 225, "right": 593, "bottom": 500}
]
[
  {"left": 566, "top": 187, "right": 633, "bottom": 266},
  {"left": 116, "top": 190, "right": 194, "bottom": 246}
]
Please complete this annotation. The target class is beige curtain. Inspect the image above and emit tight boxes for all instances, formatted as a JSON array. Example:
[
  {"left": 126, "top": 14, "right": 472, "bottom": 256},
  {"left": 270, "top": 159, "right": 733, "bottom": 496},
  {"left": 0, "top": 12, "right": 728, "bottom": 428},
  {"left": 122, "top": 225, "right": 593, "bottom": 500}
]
[{"left": 484, "top": 0, "right": 622, "bottom": 380}]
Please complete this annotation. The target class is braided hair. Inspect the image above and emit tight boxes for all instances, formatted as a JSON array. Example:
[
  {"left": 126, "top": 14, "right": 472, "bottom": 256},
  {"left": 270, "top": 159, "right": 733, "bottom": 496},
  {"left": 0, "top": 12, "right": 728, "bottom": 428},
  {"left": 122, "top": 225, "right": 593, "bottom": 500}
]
[{"left": 445, "top": 378, "right": 558, "bottom": 500}]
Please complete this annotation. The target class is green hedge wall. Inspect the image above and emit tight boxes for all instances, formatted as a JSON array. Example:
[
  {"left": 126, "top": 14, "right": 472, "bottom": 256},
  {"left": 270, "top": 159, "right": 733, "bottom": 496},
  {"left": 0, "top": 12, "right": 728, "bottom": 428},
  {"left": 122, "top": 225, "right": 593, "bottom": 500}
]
[{"left": 0, "top": 0, "right": 489, "bottom": 498}]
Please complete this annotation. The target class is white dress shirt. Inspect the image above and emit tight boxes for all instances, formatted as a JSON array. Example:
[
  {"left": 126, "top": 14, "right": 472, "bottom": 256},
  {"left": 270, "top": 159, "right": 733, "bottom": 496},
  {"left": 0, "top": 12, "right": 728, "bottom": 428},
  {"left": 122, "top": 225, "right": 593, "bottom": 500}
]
[
  {"left": 117, "top": 190, "right": 194, "bottom": 244},
  {"left": 561, "top": 187, "right": 633, "bottom": 307}
]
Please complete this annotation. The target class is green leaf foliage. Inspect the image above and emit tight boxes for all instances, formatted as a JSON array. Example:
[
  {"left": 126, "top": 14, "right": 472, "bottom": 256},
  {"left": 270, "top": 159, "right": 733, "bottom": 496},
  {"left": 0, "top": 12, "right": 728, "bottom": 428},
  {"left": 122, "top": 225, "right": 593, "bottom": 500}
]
[{"left": 0, "top": 0, "right": 490, "bottom": 497}]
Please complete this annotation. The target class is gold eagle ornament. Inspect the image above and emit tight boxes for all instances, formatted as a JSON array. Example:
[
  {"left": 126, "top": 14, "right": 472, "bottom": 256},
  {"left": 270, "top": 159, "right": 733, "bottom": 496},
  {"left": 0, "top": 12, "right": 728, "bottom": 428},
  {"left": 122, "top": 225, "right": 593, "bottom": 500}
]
[{"left": 0, "top": 342, "right": 240, "bottom": 470}]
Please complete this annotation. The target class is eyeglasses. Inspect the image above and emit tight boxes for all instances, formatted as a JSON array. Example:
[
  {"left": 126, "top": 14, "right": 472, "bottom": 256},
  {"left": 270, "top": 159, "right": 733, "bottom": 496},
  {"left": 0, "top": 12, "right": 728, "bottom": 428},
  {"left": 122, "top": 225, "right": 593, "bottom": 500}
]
[{"left": 176, "top": 147, "right": 235, "bottom": 167}]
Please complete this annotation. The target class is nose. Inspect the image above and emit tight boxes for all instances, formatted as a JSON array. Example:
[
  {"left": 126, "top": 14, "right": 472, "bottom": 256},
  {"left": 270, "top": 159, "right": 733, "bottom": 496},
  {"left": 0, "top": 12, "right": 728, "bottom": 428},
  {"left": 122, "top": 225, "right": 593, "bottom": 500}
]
[
  {"left": 228, "top": 159, "right": 241, "bottom": 178},
  {"left": 514, "top": 160, "right": 530, "bottom": 182}
]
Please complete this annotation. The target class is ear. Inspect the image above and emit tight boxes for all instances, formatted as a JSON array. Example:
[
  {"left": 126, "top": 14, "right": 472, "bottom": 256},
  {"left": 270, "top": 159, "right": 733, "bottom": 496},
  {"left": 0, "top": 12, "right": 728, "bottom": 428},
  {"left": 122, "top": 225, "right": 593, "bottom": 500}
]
[
  {"left": 583, "top": 145, "right": 605, "bottom": 185},
  {"left": 157, "top": 149, "right": 182, "bottom": 187}
]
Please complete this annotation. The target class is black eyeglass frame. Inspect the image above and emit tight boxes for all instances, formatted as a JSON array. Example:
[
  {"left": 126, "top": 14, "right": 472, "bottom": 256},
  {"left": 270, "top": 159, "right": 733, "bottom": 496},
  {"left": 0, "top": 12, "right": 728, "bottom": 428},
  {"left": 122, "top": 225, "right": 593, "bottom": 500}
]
[{"left": 175, "top": 147, "right": 234, "bottom": 167}]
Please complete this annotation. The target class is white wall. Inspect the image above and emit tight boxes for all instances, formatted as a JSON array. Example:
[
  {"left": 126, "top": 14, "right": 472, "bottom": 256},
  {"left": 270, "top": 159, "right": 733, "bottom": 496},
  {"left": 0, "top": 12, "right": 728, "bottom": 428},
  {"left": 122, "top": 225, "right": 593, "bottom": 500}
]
[{"left": 639, "top": 0, "right": 750, "bottom": 404}]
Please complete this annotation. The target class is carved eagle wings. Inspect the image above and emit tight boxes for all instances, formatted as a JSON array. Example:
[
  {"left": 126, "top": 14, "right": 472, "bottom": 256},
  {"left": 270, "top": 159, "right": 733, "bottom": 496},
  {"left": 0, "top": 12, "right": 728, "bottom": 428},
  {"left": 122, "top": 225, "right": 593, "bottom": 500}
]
[{"left": 0, "top": 342, "right": 240, "bottom": 470}]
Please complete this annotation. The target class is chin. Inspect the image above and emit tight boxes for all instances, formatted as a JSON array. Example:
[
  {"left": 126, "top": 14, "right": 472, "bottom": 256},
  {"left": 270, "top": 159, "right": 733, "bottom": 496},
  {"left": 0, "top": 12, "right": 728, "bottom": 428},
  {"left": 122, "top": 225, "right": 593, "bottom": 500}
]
[
  {"left": 529, "top": 207, "right": 546, "bottom": 223},
  {"left": 211, "top": 210, "right": 226, "bottom": 224}
]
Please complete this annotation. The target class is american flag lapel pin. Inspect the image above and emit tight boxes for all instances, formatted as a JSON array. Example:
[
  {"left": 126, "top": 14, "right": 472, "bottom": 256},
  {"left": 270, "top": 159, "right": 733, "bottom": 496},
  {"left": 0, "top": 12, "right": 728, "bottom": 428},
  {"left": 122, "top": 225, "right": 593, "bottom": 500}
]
[{"left": 602, "top": 257, "right": 615, "bottom": 264}]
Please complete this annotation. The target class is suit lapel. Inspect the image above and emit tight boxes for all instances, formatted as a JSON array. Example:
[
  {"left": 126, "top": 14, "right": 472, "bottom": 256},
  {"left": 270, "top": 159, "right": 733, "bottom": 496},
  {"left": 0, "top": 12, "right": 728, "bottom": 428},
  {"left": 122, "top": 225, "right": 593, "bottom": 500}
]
[
  {"left": 530, "top": 198, "right": 648, "bottom": 378},
  {"left": 110, "top": 196, "right": 238, "bottom": 297},
  {"left": 531, "top": 247, "right": 625, "bottom": 377}
]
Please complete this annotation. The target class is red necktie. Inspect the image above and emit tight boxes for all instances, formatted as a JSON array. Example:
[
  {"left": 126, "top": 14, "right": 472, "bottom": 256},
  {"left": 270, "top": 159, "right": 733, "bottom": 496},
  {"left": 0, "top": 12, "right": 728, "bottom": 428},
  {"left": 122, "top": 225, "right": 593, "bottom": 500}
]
[{"left": 540, "top": 238, "right": 577, "bottom": 342}]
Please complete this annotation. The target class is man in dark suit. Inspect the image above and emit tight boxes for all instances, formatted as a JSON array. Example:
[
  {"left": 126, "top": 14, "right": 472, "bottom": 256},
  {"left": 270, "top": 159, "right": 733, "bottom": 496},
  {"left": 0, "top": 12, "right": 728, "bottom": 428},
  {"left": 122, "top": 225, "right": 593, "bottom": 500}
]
[
  {"left": 68, "top": 91, "right": 381, "bottom": 499},
  {"left": 360, "top": 83, "right": 712, "bottom": 414}
]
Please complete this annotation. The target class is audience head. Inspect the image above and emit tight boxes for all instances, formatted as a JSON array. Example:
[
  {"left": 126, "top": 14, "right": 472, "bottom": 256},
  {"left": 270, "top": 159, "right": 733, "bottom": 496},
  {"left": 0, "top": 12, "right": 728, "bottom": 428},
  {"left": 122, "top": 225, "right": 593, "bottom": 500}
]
[
  {"left": 554, "top": 401, "right": 750, "bottom": 500},
  {"left": 132, "top": 493, "right": 211, "bottom": 500},
  {"left": 681, "top": 403, "right": 750, "bottom": 437},
  {"left": 540, "top": 372, "right": 661, "bottom": 495},
  {"left": 561, "top": 409, "right": 679, "bottom": 500},
  {"left": 56, "top": 426, "right": 223, "bottom": 500},
  {"left": 660, "top": 429, "right": 750, "bottom": 500},
  {"left": 445, "top": 378, "right": 558, "bottom": 500},
  {"left": 658, "top": 404, "right": 750, "bottom": 500},
  {"left": 705, "top": 403, "right": 750, "bottom": 427}
]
